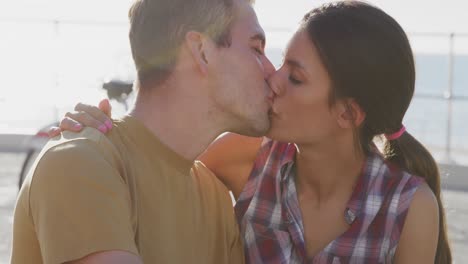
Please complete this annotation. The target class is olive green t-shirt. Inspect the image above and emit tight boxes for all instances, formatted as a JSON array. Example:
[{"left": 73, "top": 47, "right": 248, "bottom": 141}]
[{"left": 11, "top": 116, "right": 243, "bottom": 264}]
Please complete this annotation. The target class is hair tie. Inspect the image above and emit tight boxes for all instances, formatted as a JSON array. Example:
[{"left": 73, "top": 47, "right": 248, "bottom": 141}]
[{"left": 385, "top": 125, "right": 406, "bottom": 140}]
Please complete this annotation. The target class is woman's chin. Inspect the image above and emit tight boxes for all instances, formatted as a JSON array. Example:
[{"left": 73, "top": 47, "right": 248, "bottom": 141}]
[{"left": 265, "top": 123, "right": 288, "bottom": 142}]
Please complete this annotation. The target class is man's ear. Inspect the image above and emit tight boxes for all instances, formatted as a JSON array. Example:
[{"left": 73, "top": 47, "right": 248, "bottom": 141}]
[
  {"left": 184, "top": 31, "right": 210, "bottom": 75},
  {"left": 336, "top": 98, "right": 366, "bottom": 128}
]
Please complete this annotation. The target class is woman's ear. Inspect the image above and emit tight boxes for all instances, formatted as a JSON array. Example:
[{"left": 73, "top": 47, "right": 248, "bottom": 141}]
[
  {"left": 184, "top": 31, "right": 210, "bottom": 75},
  {"left": 336, "top": 98, "right": 366, "bottom": 128}
]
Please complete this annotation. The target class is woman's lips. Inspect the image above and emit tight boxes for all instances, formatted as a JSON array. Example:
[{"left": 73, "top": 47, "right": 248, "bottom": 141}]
[{"left": 269, "top": 105, "right": 279, "bottom": 117}]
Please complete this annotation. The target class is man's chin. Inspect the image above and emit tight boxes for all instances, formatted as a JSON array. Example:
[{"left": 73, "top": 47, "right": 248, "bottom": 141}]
[
  {"left": 245, "top": 117, "right": 270, "bottom": 137},
  {"left": 230, "top": 111, "right": 270, "bottom": 137},
  {"left": 249, "top": 124, "right": 269, "bottom": 137}
]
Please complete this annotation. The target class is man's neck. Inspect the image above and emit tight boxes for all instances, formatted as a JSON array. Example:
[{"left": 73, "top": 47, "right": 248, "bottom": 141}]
[{"left": 128, "top": 86, "right": 223, "bottom": 161}]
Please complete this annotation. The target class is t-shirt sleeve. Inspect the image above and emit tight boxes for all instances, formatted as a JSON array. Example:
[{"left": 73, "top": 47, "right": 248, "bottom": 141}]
[
  {"left": 28, "top": 139, "right": 138, "bottom": 264},
  {"left": 229, "top": 224, "right": 245, "bottom": 264}
]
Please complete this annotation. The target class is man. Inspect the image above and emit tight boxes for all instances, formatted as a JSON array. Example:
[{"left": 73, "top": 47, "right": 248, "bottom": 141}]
[{"left": 11, "top": 0, "right": 275, "bottom": 263}]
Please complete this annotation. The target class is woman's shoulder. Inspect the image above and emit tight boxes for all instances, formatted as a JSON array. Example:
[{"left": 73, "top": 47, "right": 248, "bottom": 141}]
[
  {"left": 370, "top": 153, "right": 426, "bottom": 193},
  {"left": 256, "top": 138, "right": 296, "bottom": 164},
  {"left": 363, "top": 153, "right": 428, "bottom": 215}
]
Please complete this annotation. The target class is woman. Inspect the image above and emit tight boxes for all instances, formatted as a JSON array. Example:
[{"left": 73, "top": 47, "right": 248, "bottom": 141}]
[{"left": 55, "top": 1, "right": 451, "bottom": 263}]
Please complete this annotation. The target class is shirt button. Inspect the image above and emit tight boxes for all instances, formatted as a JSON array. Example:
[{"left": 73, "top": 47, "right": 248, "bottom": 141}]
[{"left": 345, "top": 209, "right": 356, "bottom": 224}]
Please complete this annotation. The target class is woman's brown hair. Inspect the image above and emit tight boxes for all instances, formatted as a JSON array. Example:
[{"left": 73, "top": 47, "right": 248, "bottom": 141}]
[{"left": 302, "top": 1, "right": 451, "bottom": 262}]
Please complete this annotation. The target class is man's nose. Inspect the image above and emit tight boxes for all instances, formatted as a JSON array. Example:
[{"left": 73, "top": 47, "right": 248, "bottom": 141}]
[
  {"left": 267, "top": 71, "right": 284, "bottom": 97},
  {"left": 262, "top": 56, "right": 276, "bottom": 79}
]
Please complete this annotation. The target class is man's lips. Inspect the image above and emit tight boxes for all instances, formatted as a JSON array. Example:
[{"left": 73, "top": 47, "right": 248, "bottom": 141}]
[
  {"left": 266, "top": 95, "right": 274, "bottom": 106},
  {"left": 268, "top": 105, "right": 279, "bottom": 116}
]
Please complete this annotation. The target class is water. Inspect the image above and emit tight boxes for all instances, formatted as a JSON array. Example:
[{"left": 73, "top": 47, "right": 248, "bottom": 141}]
[
  {"left": 0, "top": 23, "right": 467, "bottom": 163},
  {"left": 269, "top": 42, "right": 468, "bottom": 163},
  {"left": 271, "top": 48, "right": 468, "bottom": 164}
]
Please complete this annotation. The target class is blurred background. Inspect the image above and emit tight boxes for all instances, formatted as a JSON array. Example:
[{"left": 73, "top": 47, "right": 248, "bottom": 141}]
[{"left": 0, "top": 0, "right": 467, "bottom": 263}]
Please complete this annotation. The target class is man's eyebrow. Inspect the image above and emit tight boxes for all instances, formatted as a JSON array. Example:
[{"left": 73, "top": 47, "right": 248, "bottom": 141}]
[{"left": 250, "top": 33, "right": 266, "bottom": 47}]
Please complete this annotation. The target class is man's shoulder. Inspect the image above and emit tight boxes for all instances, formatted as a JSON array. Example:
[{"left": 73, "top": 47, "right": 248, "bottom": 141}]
[
  {"left": 44, "top": 127, "right": 124, "bottom": 165},
  {"left": 14, "top": 127, "right": 140, "bottom": 264},
  {"left": 26, "top": 127, "right": 127, "bottom": 194},
  {"left": 192, "top": 161, "right": 230, "bottom": 193},
  {"left": 49, "top": 127, "right": 117, "bottom": 153},
  {"left": 192, "top": 161, "right": 218, "bottom": 179}
]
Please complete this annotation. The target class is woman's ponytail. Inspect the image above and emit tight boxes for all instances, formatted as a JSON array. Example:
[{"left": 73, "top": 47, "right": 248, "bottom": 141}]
[{"left": 384, "top": 131, "right": 452, "bottom": 264}]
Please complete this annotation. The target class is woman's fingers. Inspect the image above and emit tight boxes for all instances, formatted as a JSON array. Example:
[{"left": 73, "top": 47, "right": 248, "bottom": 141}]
[
  {"left": 62, "top": 112, "right": 109, "bottom": 133},
  {"left": 49, "top": 99, "right": 114, "bottom": 137},
  {"left": 47, "top": 126, "right": 62, "bottom": 138},
  {"left": 98, "top": 99, "right": 113, "bottom": 119},
  {"left": 74, "top": 102, "right": 112, "bottom": 130}
]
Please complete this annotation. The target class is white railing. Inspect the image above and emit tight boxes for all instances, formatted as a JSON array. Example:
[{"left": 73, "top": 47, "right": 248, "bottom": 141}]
[
  {"left": 1, "top": 19, "right": 467, "bottom": 164},
  {"left": 408, "top": 32, "right": 468, "bottom": 165}
]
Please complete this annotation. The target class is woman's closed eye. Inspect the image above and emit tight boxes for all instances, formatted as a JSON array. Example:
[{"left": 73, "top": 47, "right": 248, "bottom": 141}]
[{"left": 289, "top": 75, "right": 302, "bottom": 85}]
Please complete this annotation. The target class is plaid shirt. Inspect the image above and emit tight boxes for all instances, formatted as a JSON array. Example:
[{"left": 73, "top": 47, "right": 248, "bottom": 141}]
[{"left": 234, "top": 139, "right": 424, "bottom": 264}]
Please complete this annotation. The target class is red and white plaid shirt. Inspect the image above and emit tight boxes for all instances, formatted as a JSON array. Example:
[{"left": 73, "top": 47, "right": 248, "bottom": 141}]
[{"left": 234, "top": 138, "right": 424, "bottom": 263}]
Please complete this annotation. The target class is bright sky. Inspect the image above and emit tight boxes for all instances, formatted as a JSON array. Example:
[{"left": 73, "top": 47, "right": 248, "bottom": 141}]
[
  {"left": 1, "top": 0, "right": 468, "bottom": 32},
  {"left": 1, "top": 0, "right": 467, "bottom": 53},
  {"left": 255, "top": 0, "right": 468, "bottom": 33},
  {"left": 1, "top": 0, "right": 467, "bottom": 54},
  {"left": 254, "top": 0, "right": 468, "bottom": 53},
  {"left": 1, "top": 0, "right": 467, "bottom": 133}
]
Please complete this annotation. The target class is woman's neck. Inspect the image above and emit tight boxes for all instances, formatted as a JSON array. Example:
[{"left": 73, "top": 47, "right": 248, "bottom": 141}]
[{"left": 294, "top": 138, "right": 365, "bottom": 207}]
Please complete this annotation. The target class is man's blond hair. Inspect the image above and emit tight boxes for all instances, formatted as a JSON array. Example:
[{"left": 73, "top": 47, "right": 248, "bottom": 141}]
[{"left": 128, "top": 0, "right": 254, "bottom": 87}]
